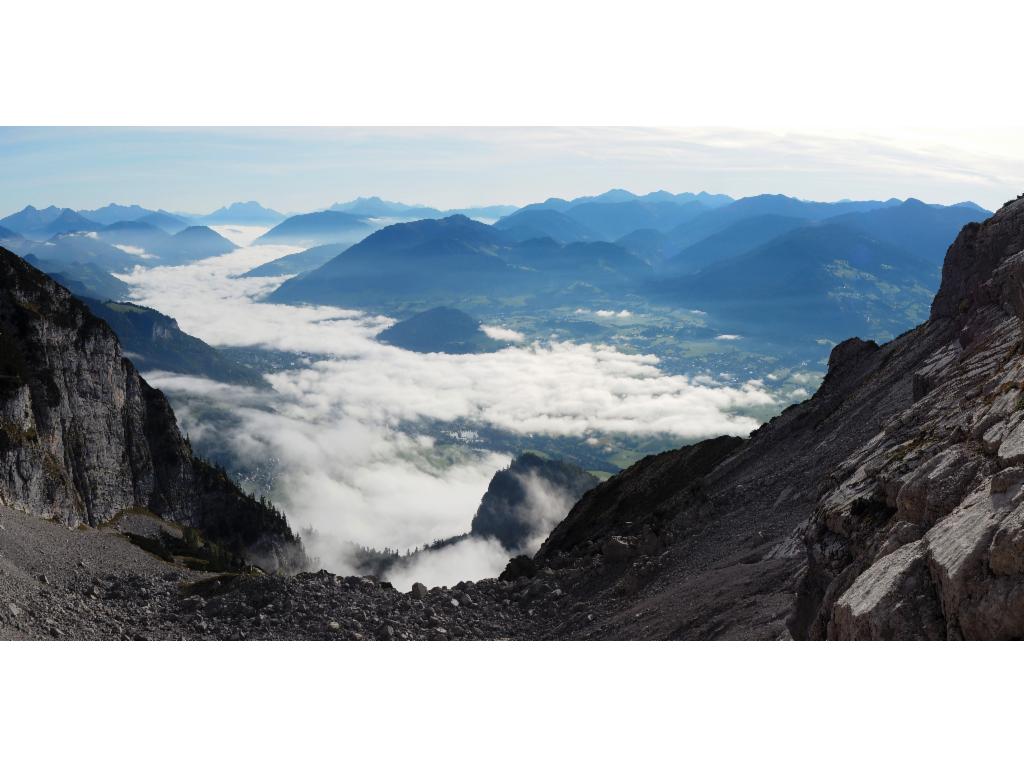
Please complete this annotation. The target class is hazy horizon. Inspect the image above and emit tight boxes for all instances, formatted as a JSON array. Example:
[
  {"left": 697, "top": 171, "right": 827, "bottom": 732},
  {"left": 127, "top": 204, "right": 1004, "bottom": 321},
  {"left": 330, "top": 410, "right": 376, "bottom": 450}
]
[{"left": 2, "top": 127, "right": 1021, "bottom": 217}]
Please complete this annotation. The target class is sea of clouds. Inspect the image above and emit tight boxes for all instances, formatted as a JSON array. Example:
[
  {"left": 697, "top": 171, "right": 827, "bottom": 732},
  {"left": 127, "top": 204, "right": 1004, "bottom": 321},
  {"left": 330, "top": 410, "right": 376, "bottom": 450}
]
[{"left": 120, "top": 226, "right": 777, "bottom": 587}]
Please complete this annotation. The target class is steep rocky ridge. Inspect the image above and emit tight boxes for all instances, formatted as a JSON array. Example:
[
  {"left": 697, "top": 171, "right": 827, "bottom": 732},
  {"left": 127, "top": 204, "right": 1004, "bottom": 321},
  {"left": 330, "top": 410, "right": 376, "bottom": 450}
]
[
  {"left": 0, "top": 247, "right": 302, "bottom": 572},
  {"left": 792, "top": 194, "right": 1024, "bottom": 639},
  {"left": 518, "top": 194, "right": 1024, "bottom": 639}
]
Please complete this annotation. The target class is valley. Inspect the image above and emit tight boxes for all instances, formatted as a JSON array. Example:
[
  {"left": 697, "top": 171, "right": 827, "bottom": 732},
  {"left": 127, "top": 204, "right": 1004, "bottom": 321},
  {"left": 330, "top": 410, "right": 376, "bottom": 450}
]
[
  {"left": 1, "top": 184, "right": 1012, "bottom": 640},
  {"left": 112, "top": 223, "right": 780, "bottom": 584}
]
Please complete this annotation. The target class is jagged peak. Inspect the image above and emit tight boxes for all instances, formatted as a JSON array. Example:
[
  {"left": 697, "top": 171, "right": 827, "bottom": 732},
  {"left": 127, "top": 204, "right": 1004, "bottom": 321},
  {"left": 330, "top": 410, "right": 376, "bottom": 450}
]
[
  {"left": 930, "top": 193, "right": 1024, "bottom": 322},
  {"left": 827, "top": 337, "right": 879, "bottom": 373}
]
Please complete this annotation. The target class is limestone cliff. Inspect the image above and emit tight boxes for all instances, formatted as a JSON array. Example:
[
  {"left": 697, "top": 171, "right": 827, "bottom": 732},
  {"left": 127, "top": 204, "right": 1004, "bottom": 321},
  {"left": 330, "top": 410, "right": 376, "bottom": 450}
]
[{"left": 0, "top": 247, "right": 303, "bottom": 572}]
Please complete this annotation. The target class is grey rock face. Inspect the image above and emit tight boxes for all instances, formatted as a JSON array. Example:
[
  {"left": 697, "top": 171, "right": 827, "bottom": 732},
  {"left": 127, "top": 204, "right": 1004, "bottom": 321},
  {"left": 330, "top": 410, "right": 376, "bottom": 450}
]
[
  {"left": 0, "top": 247, "right": 302, "bottom": 570},
  {"left": 829, "top": 540, "right": 945, "bottom": 640},
  {"left": 796, "top": 196, "right": 1024, "bottom": 639}
]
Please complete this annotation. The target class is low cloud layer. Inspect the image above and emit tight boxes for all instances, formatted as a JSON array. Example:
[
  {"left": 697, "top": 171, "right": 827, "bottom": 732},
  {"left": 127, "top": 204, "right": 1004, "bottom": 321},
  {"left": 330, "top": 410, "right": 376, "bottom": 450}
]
[
  {"left": 150, "top": 371, "right": 510, "bottom": 574},
  {"left": 480, "top": 324, "right": 524, "bottom": 343},
  {"left": 378, "top": 468, "right": 582, "bottom": 590},
  {"left": 124, "top": 230, "right": 777, "bottom": 584},
  {"left": 383, "top": 537, "right": 512, "bottom": 592},
  {"left": 268, "top": 342, "right": 771, "bottom": 439},
  {"left": 577, "top": 308, "right": 632, "bottom": 318}
]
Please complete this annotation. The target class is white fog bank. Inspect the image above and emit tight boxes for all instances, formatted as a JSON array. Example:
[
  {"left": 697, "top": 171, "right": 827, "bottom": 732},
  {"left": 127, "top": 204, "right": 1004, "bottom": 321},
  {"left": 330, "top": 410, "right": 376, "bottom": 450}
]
[{"left": 123, "top": 228, "right": 775, "bottom": 582}]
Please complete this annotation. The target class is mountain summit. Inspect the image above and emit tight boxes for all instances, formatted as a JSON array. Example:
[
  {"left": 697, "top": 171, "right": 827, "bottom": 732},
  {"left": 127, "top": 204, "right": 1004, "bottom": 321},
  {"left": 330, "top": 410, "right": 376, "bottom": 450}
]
[{"left": 201, "top": 201, "right": 284, "bottom": 225}]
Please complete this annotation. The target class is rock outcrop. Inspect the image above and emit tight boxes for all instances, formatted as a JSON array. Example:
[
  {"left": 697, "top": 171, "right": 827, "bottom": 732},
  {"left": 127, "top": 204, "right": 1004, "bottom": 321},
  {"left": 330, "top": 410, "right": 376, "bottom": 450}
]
[
  {"left": 0, "top": 247, "right": 303, "bottom": 572},
  {"left": 470, "top": 452, "right": 599, "bottom": 552},
  {"left": 791, "top": 196, "right": 1024, "bottom": 639}
]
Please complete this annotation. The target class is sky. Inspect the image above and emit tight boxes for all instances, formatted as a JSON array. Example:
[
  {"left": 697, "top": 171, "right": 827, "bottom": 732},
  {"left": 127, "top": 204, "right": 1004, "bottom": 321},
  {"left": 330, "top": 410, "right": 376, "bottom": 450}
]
[{"left": 1, "top": 127, "right": 1023, "bottom": 217}]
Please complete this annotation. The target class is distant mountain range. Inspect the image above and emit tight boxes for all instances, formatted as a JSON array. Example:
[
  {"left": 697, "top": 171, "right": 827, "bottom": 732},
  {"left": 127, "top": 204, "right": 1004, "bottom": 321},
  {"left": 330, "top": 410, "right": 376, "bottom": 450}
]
[
  {"left": 1, "top": 190, "right": 993, "bottom": 358},
  {"left": 77, "top": 204, "right": 191, "bottom": 233},
  {"left": 666, "top": 214, "right": 812, "bottom": 273},
  {"left": 263, "top": 193, "right": 990, "bottom": 353},
  {"left": 515, "top": 189, "right": 734, "bottom": 213},
  {"left": 493, "top": 191, "right": 908, "bottom": 254},
  {"left": 255, "top": 210, "right": 375, "bottom": 246},
  {"left": 650, "top": 222, "right": 940, "bottom": 341},
  {"left": 199, "top": 201, "right": 284, "bottom": 226},
  {"left": 266, "top": 214, "right": 655, "bottom": 309},
  {"left": 1, "top": 203, "right": 191, "bottom": 235},
  {"left": 0, "top": 232, "right": 143, "bottom": 272},
  {"left": 0, "top": 205, "right": 73, "bottom": 236},
  {"left": 98, "top": 223, "right": 237, "bottom": 264},
  {"left": 137, "top": 211, "right": 191, "bottom": 233},
  {"left": 494, "top": 209, "right": 599, "bottom": 243},
  {"left": 648, "top": 194, "right": 906, "bottom": 256},
  {"left": 0, "top": 206, "right": 102, "bottom": 240},
  {"left": 496, "top": 191, "right": 727, "bottom": 245},
  {"left": 1, "top": 200, "right": 292, "bottom": 239},
  {"left": 659, "top": 198, "right": 986, "bottom": 275},
  {"left": 78, "top": 201, "right": 284, "bottom": 228},
  {"left": 267, "top": 215, "right": 514, "bottom": 305},
  {"left": 78, "top": 203, "right": 160, "bottom": 226},
  {"left": 545, "top": 199, "right": 709, "bottom": 241},
  {"left": 330, "top": 196, "right": 517, "bottom": 222},
  {"left": 240, "top": 243, "right": 345, "bottom": 278},
  {"left": 35, "top": 209, "right": 100, "bottom": 239},
  {"left": 331, "top": 197, "right": 442, "bottom": 219},
  {"left": 825, "top": 198, "right": 986, "bottom": 265},
  {"left": 24, "top": 254, "right": 132, "bottom": 301},
  {"left": 0, "top": 222, "right": 236, "bottom": 279}
]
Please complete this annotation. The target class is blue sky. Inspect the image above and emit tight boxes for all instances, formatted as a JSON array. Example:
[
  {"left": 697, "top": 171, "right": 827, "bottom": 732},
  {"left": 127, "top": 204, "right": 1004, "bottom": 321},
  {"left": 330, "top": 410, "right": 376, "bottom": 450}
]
[{"left": 1, "top": 127, "right": 1021, "bottom": 217}]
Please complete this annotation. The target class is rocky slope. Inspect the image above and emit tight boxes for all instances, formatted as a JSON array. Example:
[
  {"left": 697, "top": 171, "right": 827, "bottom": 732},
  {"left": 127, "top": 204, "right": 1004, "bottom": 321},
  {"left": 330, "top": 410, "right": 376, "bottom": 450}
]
[
  {"left": 0, "top": 504, "right": 549, "bottom": 640},
  {"left": 0, "top": 247, "right": 302, "bottom": 572},
  {"left": 517, "top": 193, "right": 1024, "bottom": 639},
  {"left": 793, "top": 193, "right": 1024, "bottom": 639}
]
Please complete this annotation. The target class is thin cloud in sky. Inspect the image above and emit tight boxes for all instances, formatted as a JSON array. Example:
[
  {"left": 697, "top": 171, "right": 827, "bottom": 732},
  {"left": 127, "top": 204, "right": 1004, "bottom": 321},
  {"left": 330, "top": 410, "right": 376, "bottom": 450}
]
[{"left": 1, "top": 127, "right": 1021, "bottom": 215}]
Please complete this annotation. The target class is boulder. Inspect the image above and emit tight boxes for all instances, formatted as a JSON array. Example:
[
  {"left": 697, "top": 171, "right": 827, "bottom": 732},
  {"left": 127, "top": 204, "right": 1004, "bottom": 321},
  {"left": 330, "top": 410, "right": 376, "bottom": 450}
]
[
  {"left": 924, "top": 487, "right": 1011, "bottom": 638},
  {"left": 409, "top": 582, "right": 429, "bottom": 599},
  {"left": 602, "top": 536, "right": 635, "bottom": 562},
  {"left": 829, "top": 541, "right": 945, "bottom": 640},
  {"left": 499, "top": 555, "right": 537, "bottom": 581}
]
